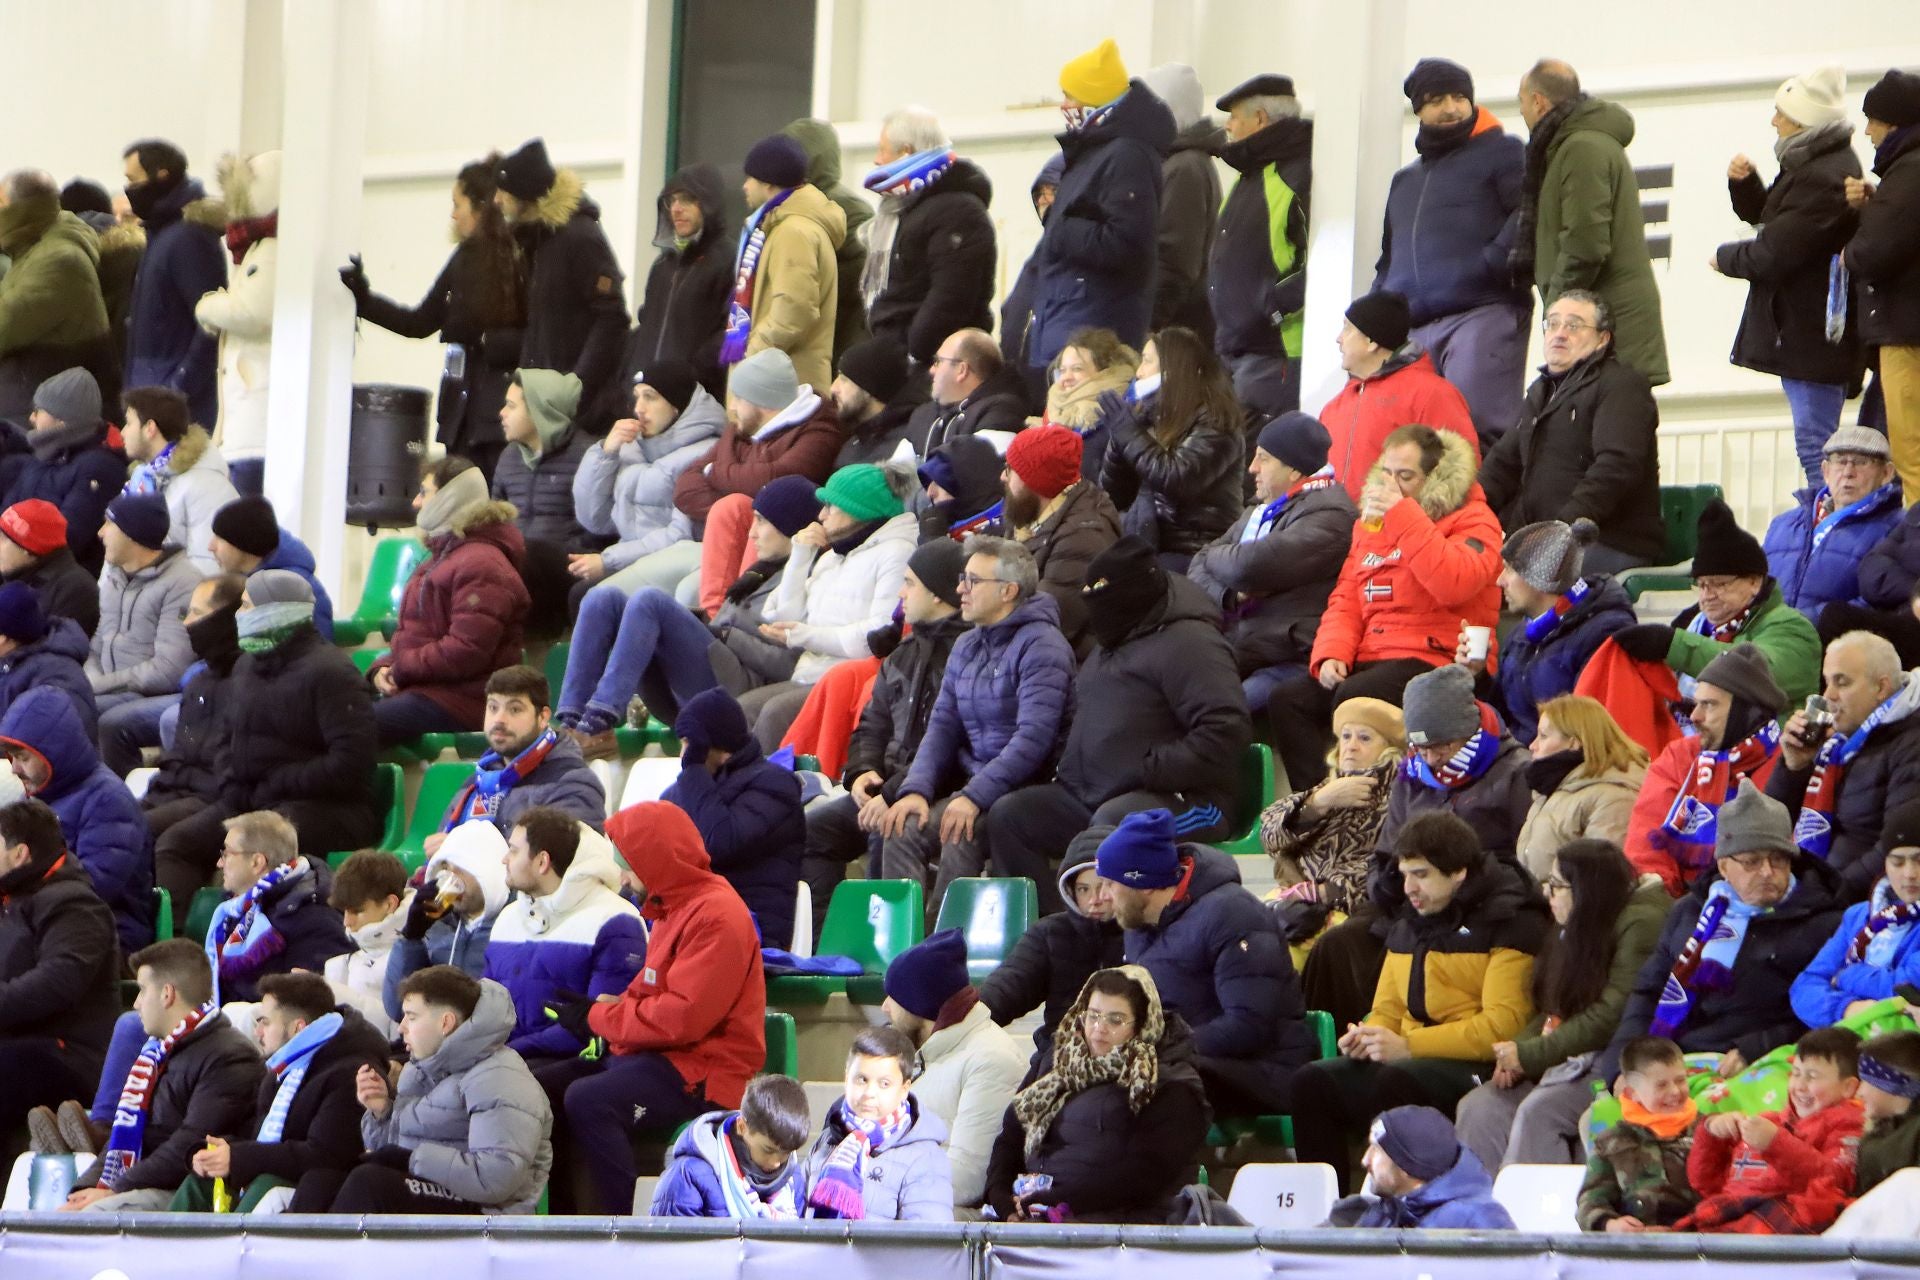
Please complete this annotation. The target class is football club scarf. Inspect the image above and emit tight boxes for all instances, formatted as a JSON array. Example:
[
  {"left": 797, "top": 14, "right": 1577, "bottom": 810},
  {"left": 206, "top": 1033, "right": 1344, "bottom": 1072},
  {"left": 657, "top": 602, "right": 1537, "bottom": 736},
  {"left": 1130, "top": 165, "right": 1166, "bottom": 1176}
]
[
  {"left": 807, "top": 1097, "right": 915, "bottom": 1219},
  {"left": 99, "top": 1001, "right": 219, "bottom": 1189},
  {"left": 1687, "top": 597, "right": 1759, "bottom": 646},
  {"left": 1241, "top": 467, "right": 1337, "bottom": 543},
  {"left": 206, "top": 859, "right": 307, "bottom": 1000},
  {"left": 1523, "top": 578, "right": 1595, "bottom": 645},
  {"left": 444, "top": 727, "right": 561, "bottom": 830},
  {"left": 1809, "top": 485, "right": 1894, "bottom": 554},
  {"left": 1658, "top": 720, "right": 1782, "bottom": 860},
  {"left": 1650, "top": 879, "right": 1784, "bottom": 1037},
  {"left": 257, "top": 1012, "right": 344, "bottom": 1143},
  {"left": 946, "top": 499, "right": 1003, "bottom": 540},
  {"left": 715, "top": 1116, "right": 804, "bottom": 1220},
  {"left": 1796, "top": 686, "right": 1911, "bottom": 860},
  {"left": 1848, "top": 877, "right": 1920, "bottom": 965},
  {"left": 863, "top": 147, "right": 955, "bottom": 199},
  {"left": 719, "top": 187, "right": 796, "bottom": 367},
  {"left": 1403, "top": 703, "right": 1503, "bottom": 792},
  {"left": 124, "top": 438, "right": 179, "bottom": 497}
]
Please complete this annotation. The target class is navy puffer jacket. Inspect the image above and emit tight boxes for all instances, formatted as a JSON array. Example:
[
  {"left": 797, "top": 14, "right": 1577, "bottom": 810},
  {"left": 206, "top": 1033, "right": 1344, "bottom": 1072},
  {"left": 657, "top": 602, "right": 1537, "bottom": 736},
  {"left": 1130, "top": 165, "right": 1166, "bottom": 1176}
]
[
  {"left": 0, "top": 615, "right": 99, "bottom": 739},
  {"left": 661, "top": 737, "right": 804, "bottom": 947},
  {"left": 1764, "top": 482, "right": 1904, "bottom": 617},
  {"left": 901, "top": 593, "right": 1075, "bottom": 811},
  {"left": 1492, "top": 574, "right": 1638, "bottom": 743},
  {"left": 1859, "top": 501, "right": 1920, "bottom": 610},
  {"left": 1373, "top": 113, "right": 1528, "bottom": 325}
]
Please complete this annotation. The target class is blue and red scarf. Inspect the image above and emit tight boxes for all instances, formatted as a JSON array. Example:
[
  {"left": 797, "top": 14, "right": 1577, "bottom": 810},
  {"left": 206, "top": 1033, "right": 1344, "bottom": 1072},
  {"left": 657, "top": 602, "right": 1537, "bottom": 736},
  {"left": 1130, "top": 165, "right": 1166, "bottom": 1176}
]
[
  {"left": 946, "top": 499, "right": 1003, "bottom": 541},
  {"left": 99, "top": 1001, "right": 219, "bottom": 1190},
  {"left": 1650, "top": 881, "right": 1769, "bottom": 1038},
  {"left": 1848, "top": 877, "right": 1920, "bottom": 965},
  {"left": 1658, "top": 720, "right": 1782, "bottom": 864},
  {"left": 1796, "top": 687, "right": 1909, "bottom": 860},
  {"left": 1241, "top": 468, "right": 1337, "bottom": 543},
  {"left": 1522, "top": 578, "right": 1594, "bottom": 645},
  {"left": 719, "top": 187, "right": 796, "bottom": 367},
  {"left": 863, "top": 147, "right": 955, "bottom": 198},
  {"left": 444, "top": 727, "right": 561, "bottom": 831},
  {"left": 806, "top": 1097, "right": 915, "bottom": 1219},
  {"left": 1403, "top": 703, "right": 1503, "bottom": 791},
  {"left": 206, "top": 860, "right": 307, "bottom": 1000}
]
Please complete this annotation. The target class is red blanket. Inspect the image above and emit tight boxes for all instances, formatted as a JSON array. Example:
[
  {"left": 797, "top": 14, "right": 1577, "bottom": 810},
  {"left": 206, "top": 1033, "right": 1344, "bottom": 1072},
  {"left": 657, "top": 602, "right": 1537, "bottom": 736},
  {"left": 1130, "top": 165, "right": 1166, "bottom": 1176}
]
[
  {"left": 1574, "top": 639, "right": 1689, "bottom": 759},
  {"left": 779, "top": 657, "right": 881, "bottom": 779}
]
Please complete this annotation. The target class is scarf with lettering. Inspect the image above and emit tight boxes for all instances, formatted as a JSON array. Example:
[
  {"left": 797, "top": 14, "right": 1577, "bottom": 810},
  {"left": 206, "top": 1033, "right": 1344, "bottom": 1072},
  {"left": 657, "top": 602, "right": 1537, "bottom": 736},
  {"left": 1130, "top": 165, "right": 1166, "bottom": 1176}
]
[
  {"left": 1651, "top": 879, "right": 1783, "bottom": 1037},
  {"left": 1796, "top": 683, "right": 1914, "bottom": 860},
  {"left": 206, "top": 859, "right": 308, "bottom": 1000},
  {"left": 1403, "top": 703, "right": 1503, "bottom": 791},
  {"left": 1848, "top": 877, "right": 1920, "bottom": 966},
  {"left": 1522, "top": 578, "right": 1595, "bottom": 645},
  {"left": 99, "top": 1001, "right": 219, "bottom": 1189},
  {"left": 258, "top": 1012, "right": 344, "bottom": 1143},
  {"left": 719, "top": 187, "right": 795, "bottom": 367},
  {"left": 1659, "top": 719, "right": 1782, "bottom": 864},
  {"left": 444, "top": 727, "right": 561, "bottom": 829}
]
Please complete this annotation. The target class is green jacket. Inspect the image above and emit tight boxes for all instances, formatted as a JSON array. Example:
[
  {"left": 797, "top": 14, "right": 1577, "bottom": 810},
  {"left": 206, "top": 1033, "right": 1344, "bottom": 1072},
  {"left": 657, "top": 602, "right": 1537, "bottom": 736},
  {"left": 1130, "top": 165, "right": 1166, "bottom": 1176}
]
[
  {"left": 1515, "top": 878, "right": 1670, "bottom": 1079},
  {"left": 1533, "top": 97, "right": 1670, "bottom": 386},
  {"left": 1665, "top": 580, "right": 1822, "bottom": 712},
  {"left": 1856, "top": 1109, "right": 1920, "bottom": 1197},
  {"left": 0, "top": 198, "right": 109, "bottom": 356},
  {"left": 1577, "top": 1118, "right": 1697, "bottom": 1230}
]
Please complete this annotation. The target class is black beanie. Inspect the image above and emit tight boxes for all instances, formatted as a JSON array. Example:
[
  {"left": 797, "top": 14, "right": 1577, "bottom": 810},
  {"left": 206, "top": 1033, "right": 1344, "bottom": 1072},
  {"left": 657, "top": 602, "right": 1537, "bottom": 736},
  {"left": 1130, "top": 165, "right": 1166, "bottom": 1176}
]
[
  {"left": 1688, "top": 498, "right": 1768, "bottom": 579},
  {"left": 1403, "top": 58, "right": 1474, "bottom": 107},
  {"left": 60, "top": 179, "right": 114, "bottom": 217},
  {"left": 1083, "top": 535, "right": 1166, "bottom": 648},
  {"left": 1863, "top": 69, "right": 1920, "bottom": 127},
  {"left": 497, "top": 138, "right": 557, "bottom": 202},
  {"left": 1256, "top": 411, "right": 1332, "bottom": 474},
  {"left": 908, "top": 538, "right": 968, "bottom": 608},
  {"left": 1345, "top": 290, "right": 1411, "bottom": 350},
  {"left": 838, "top": 335, "right": 912, "bottom": 403},
  {"left": 634, "top": 362, "right": 697, "bottom": 413},
  {"left": 211, "top": 496, "right": 281, "bottom": 559}
]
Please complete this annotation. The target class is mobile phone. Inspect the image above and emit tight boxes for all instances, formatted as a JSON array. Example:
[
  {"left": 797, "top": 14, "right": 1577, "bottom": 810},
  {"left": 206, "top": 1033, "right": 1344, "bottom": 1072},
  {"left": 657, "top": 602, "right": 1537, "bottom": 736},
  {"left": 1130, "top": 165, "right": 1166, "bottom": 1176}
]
[{"left": 1896, "top": 983, "right": 1920, "bottom": 1006}]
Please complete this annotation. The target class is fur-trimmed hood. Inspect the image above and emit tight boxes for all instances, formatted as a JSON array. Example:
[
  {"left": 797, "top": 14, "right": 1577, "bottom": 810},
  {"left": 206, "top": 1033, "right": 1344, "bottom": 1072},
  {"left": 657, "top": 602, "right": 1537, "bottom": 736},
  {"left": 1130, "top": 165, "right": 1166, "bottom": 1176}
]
[
  {"left": 217, "top": 149, "right": 281, "bottom": 220},
  {"left": 452, "top": 497, "right": 520, "bottom": 537},
  {"left": 526, "top": 168, "right": 593, "bottom": 231},
  {"left": 1362, "top": 425, "right": 1479, "bottom": 522}
]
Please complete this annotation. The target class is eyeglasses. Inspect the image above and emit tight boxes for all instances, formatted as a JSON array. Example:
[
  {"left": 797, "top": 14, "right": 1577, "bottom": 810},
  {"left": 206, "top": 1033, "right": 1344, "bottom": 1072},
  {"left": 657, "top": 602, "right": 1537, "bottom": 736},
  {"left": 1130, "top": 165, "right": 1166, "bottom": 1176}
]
[
  {"left": 959, "top": 573, "right": 1010, "bottom": 590},
  {"left": 1692, "top": 576, "right": 1747, "bottom": 594},
  {"left": 1542, "top": 875, "right": 1571, "bottom": 893},
  {"left": 1720, "top": 852, "right": 1793, "bottom": 873},
  {"left": 1541, "top": 316, "right": 1596, "bottom": 335},
  {"left": 1825, "top": 454, "right": 1886, "bottom": 471},
  {"left": 928, "top": 355, "right": 965, "bottom": 368},
  {"left": 1081, "top": 1011, "right": 1135, "bottom": 1030}
]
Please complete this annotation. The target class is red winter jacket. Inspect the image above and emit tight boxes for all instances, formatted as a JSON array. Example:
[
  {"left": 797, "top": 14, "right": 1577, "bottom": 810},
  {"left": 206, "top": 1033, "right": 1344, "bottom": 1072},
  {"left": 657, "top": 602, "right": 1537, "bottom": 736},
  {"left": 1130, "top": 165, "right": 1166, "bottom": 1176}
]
[
  {"left": 672, "top": 393, "right": 845, "bottom": 524},
  {"left": 1679, "top": 1099, "right": 1863, "bottom": 1234},
  {"left": 592, "top": 801, "right": 766, "bottom": 1109},
  {"left": 1311, "top": 429, "right": 1502, "bottom": 675},
  {"left": 1625, "top": 736, "right": 1782, "bottom": 896},
  {"left": 1319, "top": 347, "right": 1479, "bottom": 501},
  {"left": 373, "top": 500, "right": 529, "bottom": 727}
]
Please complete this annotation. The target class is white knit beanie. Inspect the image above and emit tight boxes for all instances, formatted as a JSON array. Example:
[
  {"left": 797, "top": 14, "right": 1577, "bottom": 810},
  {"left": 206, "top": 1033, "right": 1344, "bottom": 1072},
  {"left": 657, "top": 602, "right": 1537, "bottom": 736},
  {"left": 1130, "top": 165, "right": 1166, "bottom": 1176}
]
[{"left": 1776, "top": 65, "right": 1848, "bottom": 129}]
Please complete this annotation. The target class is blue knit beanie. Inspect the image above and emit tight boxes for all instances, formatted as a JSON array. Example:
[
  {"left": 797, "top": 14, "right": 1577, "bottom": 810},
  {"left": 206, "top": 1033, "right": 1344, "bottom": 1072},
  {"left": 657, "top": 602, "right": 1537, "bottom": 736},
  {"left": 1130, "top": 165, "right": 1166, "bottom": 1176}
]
[
  {"left": 106, "top": 493, "right": 170, "bottom": 551},
  {"left": 0, "top": 581, "right": 47, "bottom": 643},
  {"left": 884, "top": 927, "right": 970, "bottom": 1020},
  {"left": 1094, "top": 808, "right": 1182, "bottom": 889},
  {"left": 753, "top": 475, "right": 822, "bottom": 538}
]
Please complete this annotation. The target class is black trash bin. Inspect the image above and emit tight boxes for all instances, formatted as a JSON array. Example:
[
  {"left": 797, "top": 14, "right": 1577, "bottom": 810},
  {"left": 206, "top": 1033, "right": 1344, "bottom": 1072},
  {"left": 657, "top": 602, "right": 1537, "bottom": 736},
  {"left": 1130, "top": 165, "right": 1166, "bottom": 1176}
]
[{"left": 346, "top": 384, "right": 431, "bottom": 529}]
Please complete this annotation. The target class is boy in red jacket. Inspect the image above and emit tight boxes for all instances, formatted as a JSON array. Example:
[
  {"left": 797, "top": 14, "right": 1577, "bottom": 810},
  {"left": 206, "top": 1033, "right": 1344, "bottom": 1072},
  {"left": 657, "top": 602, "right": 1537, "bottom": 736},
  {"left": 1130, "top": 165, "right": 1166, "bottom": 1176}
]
[
  {"left": 545, "top": 801, "right": 766, "bottom": 1214},
  {"left": 1677, "top": 1026, "right": 1865, "bottom": 1234}
]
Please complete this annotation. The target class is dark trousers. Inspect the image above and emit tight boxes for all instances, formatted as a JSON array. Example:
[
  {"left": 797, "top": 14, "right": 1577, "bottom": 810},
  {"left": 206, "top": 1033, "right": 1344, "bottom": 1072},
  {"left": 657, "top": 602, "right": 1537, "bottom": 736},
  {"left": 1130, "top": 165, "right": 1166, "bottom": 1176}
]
[
  {"left": 290, "top": 1162, "right": 482, "bottom": 1214},
  {"left": 1819, "top": 601, "right": 1920, "bottom": 668},
  {"left": 1300, "top": 904, "right": 1389, "bottom": 1032},
  {"left": 151, "top": 798, "right": 379, "bottom": 935},
  {"left": 990, "top": 784, "right": 1227, "bottom": 915},
  {"left": 1267, "top": 659, "right": 1434, "bottom": 794},
  {"left": 1291, "top": 1054, "right": 1490, "bottom": 1194},
  {"left": 0, "top": 1039, "right": 95, "bottom": 1132},
  {"left": 560, "top": 1052, "right": 709, "bottom": 1215},
  {"left": 373, "top": 691, "right": 468, "bottom": 745},
  {"left": 802, "top": 793, "right": 876, "bottom": 935}
]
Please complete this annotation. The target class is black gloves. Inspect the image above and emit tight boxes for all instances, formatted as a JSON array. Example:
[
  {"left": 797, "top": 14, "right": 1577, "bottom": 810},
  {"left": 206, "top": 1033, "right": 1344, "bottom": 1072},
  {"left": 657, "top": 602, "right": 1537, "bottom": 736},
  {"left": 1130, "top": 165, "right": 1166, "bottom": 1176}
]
[
  {"left": 365, "top": 1144, "right": 412, "bottom": 1171},
  {"left": 544, "top": 990, "right": 595, "bottom": 1042},
  {"left": 1613, "top": 623, "right": 1676, "bottom": 663},
  {"left": 339, "top": 254, "right": 370, "bottom": 303},
  {"left": 401, "top": 886, "right": 441, "bottom": 942}
]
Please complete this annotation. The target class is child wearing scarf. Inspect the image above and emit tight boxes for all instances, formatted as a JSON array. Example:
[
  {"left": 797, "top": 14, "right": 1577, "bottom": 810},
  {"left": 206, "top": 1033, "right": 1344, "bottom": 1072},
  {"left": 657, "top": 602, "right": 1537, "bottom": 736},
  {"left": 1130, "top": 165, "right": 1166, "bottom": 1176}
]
[
  {"left": 1791, "top": 800, "right": 1920, "bottom": 1028},
  {"left": 802, "top": 1025, "right": 952, "bottom": 1220},
  {"left": 1577, "top": 1036, "right": 1700, "bottom": 1231},
  {"left": 651, "top": 1075, "right": 813, "bottom": 1218}
]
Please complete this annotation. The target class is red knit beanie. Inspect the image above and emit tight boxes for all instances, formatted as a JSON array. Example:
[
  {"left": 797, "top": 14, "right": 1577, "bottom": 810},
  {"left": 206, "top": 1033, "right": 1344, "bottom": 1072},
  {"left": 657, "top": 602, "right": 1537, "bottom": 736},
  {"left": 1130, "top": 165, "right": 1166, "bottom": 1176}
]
[
  {"left": 0, "top": 500, "right": 67, "bottom": 557},
  {"left": 1005, "top": 426, "right": 1082, "bottom": 500}
]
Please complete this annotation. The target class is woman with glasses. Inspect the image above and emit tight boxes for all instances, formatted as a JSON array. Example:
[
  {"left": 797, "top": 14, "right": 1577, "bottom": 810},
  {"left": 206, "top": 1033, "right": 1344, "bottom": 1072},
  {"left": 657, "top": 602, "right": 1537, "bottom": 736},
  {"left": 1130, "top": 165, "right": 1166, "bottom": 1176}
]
[
  {"left": 982, "top": 966, "right": 1209, "bottom": 1224},
  {"left": 1791, "top": 798, "right": 1920, "bottom": 1028},
  {"left": 1453, "top": 838, "right": 1669, "bottom": 1171},
  {"left": 1514, "top": 695, "right": 1647, "bottom": 882}
]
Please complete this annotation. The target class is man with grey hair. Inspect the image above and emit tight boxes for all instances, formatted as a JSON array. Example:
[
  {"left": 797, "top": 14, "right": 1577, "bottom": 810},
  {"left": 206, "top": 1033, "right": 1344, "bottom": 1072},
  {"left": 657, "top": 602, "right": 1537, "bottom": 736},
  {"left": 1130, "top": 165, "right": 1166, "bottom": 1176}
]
[
  {"left": 1210, "top": 74, "right": 1312, "bottom": 417},
  {"left": 0, "top": 168, "right": 114, "bottom": 420},
  {"left": 991, "top": 534, "right": 1251, "bottom": 914},
  {"left": 205, "top": 809, "right": 352, "bottom": 1003},
  {"left": 1771, "top": 629, "right": 1920, "bottom": 896},
  {"left": 1514, "top": 58, "right": 1669, "bottom": 387},
  {"left": 862, "top": 106, "right": 997, "bottom": 366},
  {"left": 882, "top": 535, "right": 1075, "bottom": 917},
  {"left": 1478, "top": 289, "right": 1664, "bottom": 574}
]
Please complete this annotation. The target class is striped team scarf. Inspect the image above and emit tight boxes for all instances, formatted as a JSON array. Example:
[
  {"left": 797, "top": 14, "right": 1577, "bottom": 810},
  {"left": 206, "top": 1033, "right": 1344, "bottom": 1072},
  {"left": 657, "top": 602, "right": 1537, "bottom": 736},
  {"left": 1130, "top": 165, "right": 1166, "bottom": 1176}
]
[
  {"left": 1403, "top": 704, "right": 1503, "bottom": 792},
  {"left": 719, "top": 187, "right": 796, "bottom": 367},
  {"left": 1847, "top": 878, "right": 1920, "bottom": 965},
  {"left": 1522, "top": 579, "right": 1594, "bottom": 645},
  {"left": 99, "top": 1002, "right": 219, "bottom": 1189},
  {"left": 1796, "top": 686, "right": 1913, "bottom": 860},
  {"left": 1241, "top": 468, "right": 1337, "bottom": 543}
]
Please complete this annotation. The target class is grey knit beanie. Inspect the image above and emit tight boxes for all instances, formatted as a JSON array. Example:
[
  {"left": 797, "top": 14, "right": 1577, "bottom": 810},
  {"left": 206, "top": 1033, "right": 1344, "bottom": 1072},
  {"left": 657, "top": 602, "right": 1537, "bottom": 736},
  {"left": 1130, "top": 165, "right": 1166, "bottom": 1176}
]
[
  {"left": 1502, "top": 518, "right": 1599, "bottom": 595},
  {"left": 1401, "top": 664, "right": 1480, "bottom": 746},
  {"left": 1714, "top": 777, "right": 1798, "bottom": 861}
]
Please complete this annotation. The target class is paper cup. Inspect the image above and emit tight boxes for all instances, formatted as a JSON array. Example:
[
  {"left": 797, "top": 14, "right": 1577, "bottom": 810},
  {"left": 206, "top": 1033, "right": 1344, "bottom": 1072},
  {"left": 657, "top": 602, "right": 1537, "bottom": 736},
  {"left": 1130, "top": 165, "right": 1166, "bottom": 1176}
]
[{"left": 1464, "top": 626, "right": 1492, "bottom": 662}]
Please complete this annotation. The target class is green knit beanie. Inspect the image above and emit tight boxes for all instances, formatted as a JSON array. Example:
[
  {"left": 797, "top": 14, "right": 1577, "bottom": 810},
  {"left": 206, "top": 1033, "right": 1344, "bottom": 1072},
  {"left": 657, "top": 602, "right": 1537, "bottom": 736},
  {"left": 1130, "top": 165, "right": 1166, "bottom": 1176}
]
[{"left": 816, "top": 464, "right": 904, "bottom": 523}]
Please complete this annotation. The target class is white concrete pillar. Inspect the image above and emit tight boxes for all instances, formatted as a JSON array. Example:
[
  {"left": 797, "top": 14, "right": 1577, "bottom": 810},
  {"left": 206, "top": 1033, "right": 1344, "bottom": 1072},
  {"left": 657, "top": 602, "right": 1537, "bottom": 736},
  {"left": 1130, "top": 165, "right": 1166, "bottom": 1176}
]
[
  {"left": 262, "top": 0, "right": 371, "bottom": 600},
  {"left": 1297, "top": 0, "right": 1409, "bottom": 409}
]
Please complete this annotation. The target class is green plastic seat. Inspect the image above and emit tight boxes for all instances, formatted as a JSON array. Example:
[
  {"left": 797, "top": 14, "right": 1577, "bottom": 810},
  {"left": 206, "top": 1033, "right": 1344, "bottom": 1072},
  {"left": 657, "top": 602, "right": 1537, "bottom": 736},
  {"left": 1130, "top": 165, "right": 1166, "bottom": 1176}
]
[
  {"left": 351, "top": 647, "right": 389, "bottom": 674},
  {"left": 408, "top": 731, "right": 490, "bottom": 760},
  {"left": 1203, "top": 1011, "right": 1339, "bottom": 1151},
  {"left": 544, "top": 641, "right": 571, "bottom": 698},
  {"left": 934, "top": 878, "right": 1038, "bottom": 984},
  {"left": 152, "top": 886, "right": 174, "bottom": 941},
  {"left": 1621, "top": 483, "right": 1724, "bottom": 603},
  {"left": 769, "top": 879, "right": 923, "bottom": 1006},
  {"left": 334, "top": 538, "right": 428, "bottom": 647},
  {"left": 329, "top": 764, "right": 407, "bottom": 869},
  {"left": 612, "top": 718, "right": 680, "bottom": 759},
  {"left": 392, "top": 760, "right": 477, "bottom": 872},
  {"left": 1212, "top": 743, "right": 1278, "bottom": 856},
  {"left": 763, "top": 1012, "right": 798, "bottom": 1076},
  {"left": 184, "top": 886, "right": 226, "bottom": 946}
]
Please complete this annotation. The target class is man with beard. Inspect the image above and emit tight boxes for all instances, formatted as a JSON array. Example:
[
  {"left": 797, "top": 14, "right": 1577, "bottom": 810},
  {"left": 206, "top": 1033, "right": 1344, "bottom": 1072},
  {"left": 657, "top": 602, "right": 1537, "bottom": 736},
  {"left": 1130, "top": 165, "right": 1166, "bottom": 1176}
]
[
  {"left": 829, "top": 335, "right": 925, "bottom": 468},
  {"left": 991, "top": 425, "right": 1120, "bottom": 658}
]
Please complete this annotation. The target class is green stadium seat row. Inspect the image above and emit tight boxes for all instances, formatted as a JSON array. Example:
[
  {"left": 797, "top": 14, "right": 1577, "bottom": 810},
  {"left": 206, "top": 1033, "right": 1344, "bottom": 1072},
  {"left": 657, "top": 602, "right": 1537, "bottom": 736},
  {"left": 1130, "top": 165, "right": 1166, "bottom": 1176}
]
[
  {"left": 334, "top": 538, "right": 428, "bottom": 648},
  {"left": 1620, "top": 483, "right": 1724, "bottom": 603}
]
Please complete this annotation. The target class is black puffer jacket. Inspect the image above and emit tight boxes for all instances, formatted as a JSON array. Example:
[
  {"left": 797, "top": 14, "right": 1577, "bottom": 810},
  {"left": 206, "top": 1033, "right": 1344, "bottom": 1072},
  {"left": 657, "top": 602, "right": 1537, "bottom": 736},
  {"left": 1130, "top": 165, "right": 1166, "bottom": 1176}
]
[
  {"left": 868, "top": 159, "right": 997, "bottom": 364},
  {"left": 982, "top": 1012, "right": 1210, "bottom": 1224},
  {"left": 1154, "top": 123, "right": 1222, "bottom": 338},
  {"left": 512, "top": 171, "right": 629, "bottom": 414},
  {"left": 844, "top": 614, "right": 969, "bottom": 801},
  {"left": 1480, "top": 348, "right": 1665, "bottom": 562},
  {"left": 145, "top": 657, "right": 234, "bottom": 808},
  {"left": 979, "top": 859, "right": 1124, "bottom": 1061},
  {"left": 1768, "top": 686, "right": 1920, "bottom": 900},
  {"left": 1187, "top": 485, "right": 1358, "bottom": 673},
  {"left": 1056, "top": 574, "right": 1250, "bottom": 817},
  {"left": 997, "top": 481, "right": 1123, "bottom": 659},
  {"left": 0, "top": 850, "right": 121, "bottom": 1083},
  {"left": 1099, "top": 398, "right": 1244, "bottom": 556},
  {"left": 1846, "top": 125, "right": 1920, "bottom": 346},
  {"left": 220, "top": 625, "right": 378, "bottom": 833},
  {"left": 1717, "top": 123, "right": 1863, "bottom": 385},
  {"left": 225, "top": 1006, "right": 391, "bottom": 1185}
]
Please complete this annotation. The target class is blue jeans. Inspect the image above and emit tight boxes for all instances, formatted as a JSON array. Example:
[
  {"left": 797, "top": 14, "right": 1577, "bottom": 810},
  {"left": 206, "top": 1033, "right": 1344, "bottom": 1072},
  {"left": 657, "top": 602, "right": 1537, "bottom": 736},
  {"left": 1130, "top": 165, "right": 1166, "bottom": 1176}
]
[
  {"left": 228, "top": 457, "right": 265, "bottom": 497},
  {"left": 559, "top": 585, "right": 719, "bottom": 729},
  {"left": 1243, "top": 662, "right": 1308, "bottom": 713},
  {"left": 372, "top": 691, "right": 467, "bottom": 744},
  {"left": 96, "top": 692, "right": 179, "bottom": 776},
  {"left": 89, "top": 1011, "right": 147, "bottom": 1123},
  {"left": 1783, "top": 378, "right": 1848, "bottom": 489}
]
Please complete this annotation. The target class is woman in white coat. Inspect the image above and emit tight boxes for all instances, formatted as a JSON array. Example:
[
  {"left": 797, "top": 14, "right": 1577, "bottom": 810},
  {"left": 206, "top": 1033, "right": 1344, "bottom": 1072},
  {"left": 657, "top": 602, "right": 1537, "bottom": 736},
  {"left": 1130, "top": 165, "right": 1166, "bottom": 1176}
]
[{"left": 194, "top": 150, "right": 280, "bottom": 495}]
